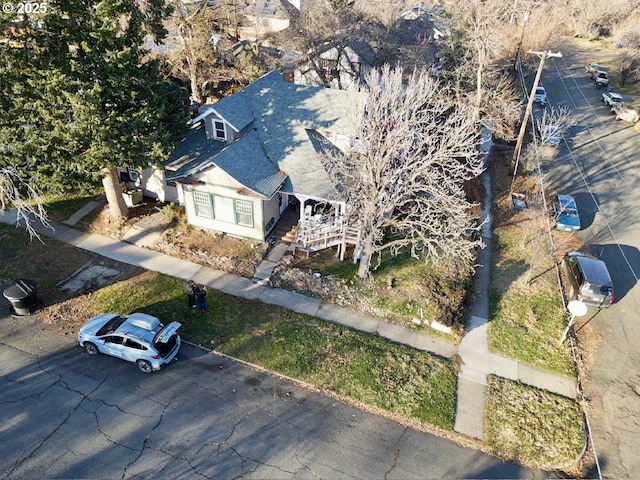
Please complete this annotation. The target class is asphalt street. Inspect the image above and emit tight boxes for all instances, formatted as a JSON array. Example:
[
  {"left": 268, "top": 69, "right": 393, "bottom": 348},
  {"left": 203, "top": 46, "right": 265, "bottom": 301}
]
[
  {"left": 0, "top": 305, "right": 545, "bottom": 480},
  {"left": 533, "top": 45, "right": 640, "bottom": 478}
]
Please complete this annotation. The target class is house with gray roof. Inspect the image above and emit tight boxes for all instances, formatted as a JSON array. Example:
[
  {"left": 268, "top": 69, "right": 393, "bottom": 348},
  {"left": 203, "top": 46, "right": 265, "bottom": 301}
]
[{"left": 138, "top": 71, "right": 366, "bottom": 244}]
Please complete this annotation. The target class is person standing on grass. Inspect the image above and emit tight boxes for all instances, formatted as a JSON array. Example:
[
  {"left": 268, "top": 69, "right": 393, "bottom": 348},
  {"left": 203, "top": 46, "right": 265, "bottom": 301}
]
[
  {"left": 197, "top": 284, "right": 208, "bottom": 313},
  {"left": 185, "top": 280, "right": 196, "bottom": 309}
]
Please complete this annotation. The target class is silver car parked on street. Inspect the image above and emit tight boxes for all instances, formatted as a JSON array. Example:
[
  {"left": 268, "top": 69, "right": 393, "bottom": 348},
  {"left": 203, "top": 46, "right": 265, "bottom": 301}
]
[{"left": 78, "top": 312, "right": 182, "bottom": 373}]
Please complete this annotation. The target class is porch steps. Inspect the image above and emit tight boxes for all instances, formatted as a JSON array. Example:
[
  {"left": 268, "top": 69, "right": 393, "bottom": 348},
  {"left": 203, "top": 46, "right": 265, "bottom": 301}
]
[{"left": 270, "top": 224, "right": 297, "bottom": 244}]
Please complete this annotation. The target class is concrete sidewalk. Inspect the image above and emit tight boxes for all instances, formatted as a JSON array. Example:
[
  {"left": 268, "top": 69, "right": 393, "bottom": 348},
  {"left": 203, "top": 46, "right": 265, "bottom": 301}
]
[{"left": 0, "top": 207, "right": 576, "bottom": 442}]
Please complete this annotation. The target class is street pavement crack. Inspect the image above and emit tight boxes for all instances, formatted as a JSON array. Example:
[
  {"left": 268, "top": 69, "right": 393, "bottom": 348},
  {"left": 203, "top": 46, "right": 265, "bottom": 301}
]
[{"left": 384, "top": 427, "right": 407, "bottom": 480}]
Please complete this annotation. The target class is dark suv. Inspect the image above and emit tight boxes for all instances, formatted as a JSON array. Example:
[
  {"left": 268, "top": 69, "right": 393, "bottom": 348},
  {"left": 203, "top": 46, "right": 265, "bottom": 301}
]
[{"left": 562, "top": 252, "right": 614, "bottom": 308}]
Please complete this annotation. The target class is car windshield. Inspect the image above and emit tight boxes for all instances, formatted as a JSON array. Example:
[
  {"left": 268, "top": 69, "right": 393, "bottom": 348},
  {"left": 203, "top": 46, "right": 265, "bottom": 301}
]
[
  {"left": 96, "top": 315, "right": 126, "bottom": 336},
  {"left": 536, "top": 88, "right": 545, "bottom": 95},
  {"left": 562, "top": 208, "right": 579, "bottom": 217},
  {"left": 597, "top": 72, "right": 607, "bottom": 78}
]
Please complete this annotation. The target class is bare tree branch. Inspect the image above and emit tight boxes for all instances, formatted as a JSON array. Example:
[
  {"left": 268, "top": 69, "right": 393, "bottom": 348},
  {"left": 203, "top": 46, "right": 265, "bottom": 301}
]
[
  {"left": 0, "top": 166, "right": 52, "bottom": 241},
  {"left": 323, "top": 66, "right": 485, "bottom": 278}
]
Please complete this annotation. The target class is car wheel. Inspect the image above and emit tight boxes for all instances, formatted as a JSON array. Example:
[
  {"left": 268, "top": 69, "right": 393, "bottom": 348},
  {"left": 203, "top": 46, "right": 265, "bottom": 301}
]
[
  {"left": 84, "top": 342, "right": 99, "bottom": 356},
  {"left": 136, "top": 359, "right": 153, "bottom": 374}
]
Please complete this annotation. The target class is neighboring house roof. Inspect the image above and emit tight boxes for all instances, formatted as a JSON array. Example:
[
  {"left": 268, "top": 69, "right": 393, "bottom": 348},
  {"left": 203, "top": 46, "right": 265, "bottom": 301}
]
[
  {"left": 168, "top": 71, "right": 366, "bottom": 203},
  {"left": 315, "top": 39, "right": 376, "bottom": 67}
]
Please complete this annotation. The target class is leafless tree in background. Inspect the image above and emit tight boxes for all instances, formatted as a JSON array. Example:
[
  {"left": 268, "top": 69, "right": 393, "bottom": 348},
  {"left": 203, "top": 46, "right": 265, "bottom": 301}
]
[
  {"left": 157, "top": 0, "right": 264, "bottom": 102},
  {"left": 323, "top": 66, "right": 485, "bottom": 278},
  {"left": 283, "top": 0, "right": 366, "bottom": 89},
  {"left": 439, "top": 0, "right": 523, "bottom": 141}
]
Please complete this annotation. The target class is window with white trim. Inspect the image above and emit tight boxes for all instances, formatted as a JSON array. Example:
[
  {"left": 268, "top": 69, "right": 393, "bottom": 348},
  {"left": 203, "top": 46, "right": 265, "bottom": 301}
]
[
  {"left": 213, "top": 195, "right": 234, "bottom": 223},
  {"left": 214, "top": 121, "right": 226, "bottom": 140},
  {"left": 235, "top": 199, "right": 253, "bottom": 227},
  {"left": 193, "top": 191, "right": 213, "bottom": 218}
]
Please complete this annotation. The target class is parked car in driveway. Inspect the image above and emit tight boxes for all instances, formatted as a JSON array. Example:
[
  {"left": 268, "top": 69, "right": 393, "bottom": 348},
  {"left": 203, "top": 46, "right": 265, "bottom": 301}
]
[
  {"left": 533, "top": 87, "right": 547, "bottom": 106},
  {"left": 585, "top": 63, "right": 600, "bottom": 75},
  {"left": 601, "top": 91, "right": 623, "bottom": 108},
  {"left": 592, "top": 70, "right": 609, "bottom": 88},
  {"left": 78, "top": 312, "right": 182, "bottom": 373},
  {"left": 554, "top": 194, "right": 580, "bottom": 231},
  {"left": 562, "top": 252, "right": 614, "bottom": 308}
]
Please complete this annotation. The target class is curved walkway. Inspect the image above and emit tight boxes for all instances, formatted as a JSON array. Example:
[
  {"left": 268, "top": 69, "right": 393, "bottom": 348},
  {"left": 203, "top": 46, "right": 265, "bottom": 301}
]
[{"left": 0, "top": 205, "right": 576, "bottom": 442}]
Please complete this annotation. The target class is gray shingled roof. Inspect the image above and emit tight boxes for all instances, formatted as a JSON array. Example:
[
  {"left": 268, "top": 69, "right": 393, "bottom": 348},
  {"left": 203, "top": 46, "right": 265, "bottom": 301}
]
[
  {"left": 165, "top": 126, "right": 285, "bottom": 199},
  {"left": 167, "top": 71, "right": 365, "bottom": 202},
  {"left": 208, "top": 130, "right": 287, "bottom": 198},
  {"left": 240, "top": 71, "right": 365, "bottom": 201},
  {"left": 164, "top": 123, "right": 225, "bottom": 179},
  {"left": 209, "top": 94, "right": 253, "bottom": 133}
]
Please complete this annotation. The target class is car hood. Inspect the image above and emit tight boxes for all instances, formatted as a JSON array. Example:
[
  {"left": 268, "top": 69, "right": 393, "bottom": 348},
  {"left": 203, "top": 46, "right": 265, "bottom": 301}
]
[
  {"left": 153, "top": 322, "right": 182, "bottom": 344},
  {"left": 79, "top": 313, "right": 119, "bottom": 335}
]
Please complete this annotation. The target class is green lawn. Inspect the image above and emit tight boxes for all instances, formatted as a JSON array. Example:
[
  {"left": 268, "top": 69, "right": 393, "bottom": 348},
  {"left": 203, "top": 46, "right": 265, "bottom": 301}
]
[
  {"left": 489, "top": 228, "right": 575, "bottom": 376},
  {"left": 89, "top": 271, "right": 458, "bottom": 430},
  {"left": 44, "top": 191, "right": 102, "bottom": 223}
]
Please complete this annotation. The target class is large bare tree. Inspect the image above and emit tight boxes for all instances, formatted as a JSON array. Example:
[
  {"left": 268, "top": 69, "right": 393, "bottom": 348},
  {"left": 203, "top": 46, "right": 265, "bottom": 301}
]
[{"left": 324, "top": 66, "right": 486, "bottom": 278}]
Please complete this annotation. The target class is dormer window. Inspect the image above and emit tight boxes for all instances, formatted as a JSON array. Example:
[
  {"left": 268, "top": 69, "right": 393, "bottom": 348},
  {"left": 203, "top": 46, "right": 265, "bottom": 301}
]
[{"left": 214, "top": 121, "right": 226, "bottom": 140}]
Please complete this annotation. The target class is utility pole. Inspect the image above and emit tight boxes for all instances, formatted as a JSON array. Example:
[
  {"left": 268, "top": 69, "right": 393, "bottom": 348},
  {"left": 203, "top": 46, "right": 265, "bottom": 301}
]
[{"left": 509, "top": 50, "right": 562, "bottom": 177}]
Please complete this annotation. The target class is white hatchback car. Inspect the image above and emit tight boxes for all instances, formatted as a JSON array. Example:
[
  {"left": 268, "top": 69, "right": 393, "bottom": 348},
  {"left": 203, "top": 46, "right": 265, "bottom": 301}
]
[
  {"left": 78, "top": 313, "right": 182, "bottom": 373},
  {"left": 533, "top": 87, "right": 547, "bottom": 106}
]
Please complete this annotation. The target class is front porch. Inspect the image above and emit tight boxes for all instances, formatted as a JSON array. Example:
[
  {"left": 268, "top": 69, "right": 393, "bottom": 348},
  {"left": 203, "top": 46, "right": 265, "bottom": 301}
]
[{"left": 268, "top": 195, "right": 362, "bottom": 261}]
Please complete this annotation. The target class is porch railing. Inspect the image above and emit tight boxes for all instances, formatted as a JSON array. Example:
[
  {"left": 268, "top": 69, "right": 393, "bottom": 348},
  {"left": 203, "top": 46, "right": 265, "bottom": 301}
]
[{"left": 295, "top": 219, "right": 361, "bottom": 260}]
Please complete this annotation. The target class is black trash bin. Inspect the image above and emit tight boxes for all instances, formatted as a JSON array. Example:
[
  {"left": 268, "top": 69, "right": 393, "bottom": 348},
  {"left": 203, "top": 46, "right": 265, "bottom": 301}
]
[{"left": 3, "top": 279, "right": 39, "bottom": 316}]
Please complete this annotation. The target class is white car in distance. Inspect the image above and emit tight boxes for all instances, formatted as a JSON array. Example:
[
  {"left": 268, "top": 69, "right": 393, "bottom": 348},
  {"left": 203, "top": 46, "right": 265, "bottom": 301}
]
[{"left": 533, "top": 86, "right": 547, "bottom": 106}]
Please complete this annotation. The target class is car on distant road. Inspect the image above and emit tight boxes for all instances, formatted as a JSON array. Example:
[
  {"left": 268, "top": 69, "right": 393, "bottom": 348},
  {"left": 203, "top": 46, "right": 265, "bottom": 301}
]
[
  {"left": 554, "top": 194, "right": 580, "bottom": 231},
  {"left": 591, "top": 70, "right": 609, "bottom": 88},
  {"left": 533, "top": 86, "right": 547, "bottom": 106},
  {"left": 562, "top": 251, "right": 614, "bottom": 308},
  {"left": 585, "top": 63, "right": 600, "bottom": 75},
  {"left": 78, "top": 312, "right": 182, "bottom": 373},
  {"left": 601, "top": 91, "right": 623, "bottom": 108}
]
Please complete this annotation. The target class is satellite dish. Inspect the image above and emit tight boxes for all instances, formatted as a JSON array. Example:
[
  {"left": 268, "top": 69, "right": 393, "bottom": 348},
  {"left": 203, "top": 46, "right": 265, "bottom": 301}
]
[{"left": 567, "top": 300, "right": 588, "bottom": 317}]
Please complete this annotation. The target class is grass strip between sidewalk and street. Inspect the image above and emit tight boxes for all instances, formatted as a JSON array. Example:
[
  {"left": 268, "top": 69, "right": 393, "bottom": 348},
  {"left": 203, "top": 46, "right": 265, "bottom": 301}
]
[
  {"left": 56, "top": 270, "right": 459, "bottom": 431},
  {"left": 488, "top": 207, "right": 575, "bottom": 377},
  {"left": 485, "top": 376, "right": 585, "bottom": 469}
]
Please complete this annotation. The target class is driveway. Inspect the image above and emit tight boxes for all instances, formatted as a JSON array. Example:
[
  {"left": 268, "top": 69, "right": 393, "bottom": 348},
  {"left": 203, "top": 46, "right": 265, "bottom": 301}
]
[
  {"left": 0, "top": 309, "right": 543, "bottom": 479},
  {"left": 535, "top": 44, "right": 640, "bottom": 478}
]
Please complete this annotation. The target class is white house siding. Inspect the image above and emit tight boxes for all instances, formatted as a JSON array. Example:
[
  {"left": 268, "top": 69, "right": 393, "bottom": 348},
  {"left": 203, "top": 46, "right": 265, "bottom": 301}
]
[
  {"left": 180, "top": 167, "right": 266, "bottom": 241},
  {"left": 263, "top": 193, "right": 282, "bottom": 236},
  {"left": 139, "top": 167, "right": 179, "bottom": 203}
]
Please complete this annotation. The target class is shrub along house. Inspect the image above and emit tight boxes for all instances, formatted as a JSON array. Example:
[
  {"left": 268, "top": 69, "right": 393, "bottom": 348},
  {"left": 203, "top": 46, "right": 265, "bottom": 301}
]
[{"left": 138, "top": 71, "right": 365, "bottom": 255}]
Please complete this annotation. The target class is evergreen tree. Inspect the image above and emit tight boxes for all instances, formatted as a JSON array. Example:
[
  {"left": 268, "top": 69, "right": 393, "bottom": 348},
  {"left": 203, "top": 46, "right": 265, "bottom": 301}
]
[{"left": 0, "top": 0, "right": 186, "bottom": 223}]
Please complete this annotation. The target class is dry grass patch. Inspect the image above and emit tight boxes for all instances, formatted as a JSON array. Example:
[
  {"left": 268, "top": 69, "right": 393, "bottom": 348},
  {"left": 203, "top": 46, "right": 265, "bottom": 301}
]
[{"left": 486, "top": 376, "right": 585, "bottom": 472}]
